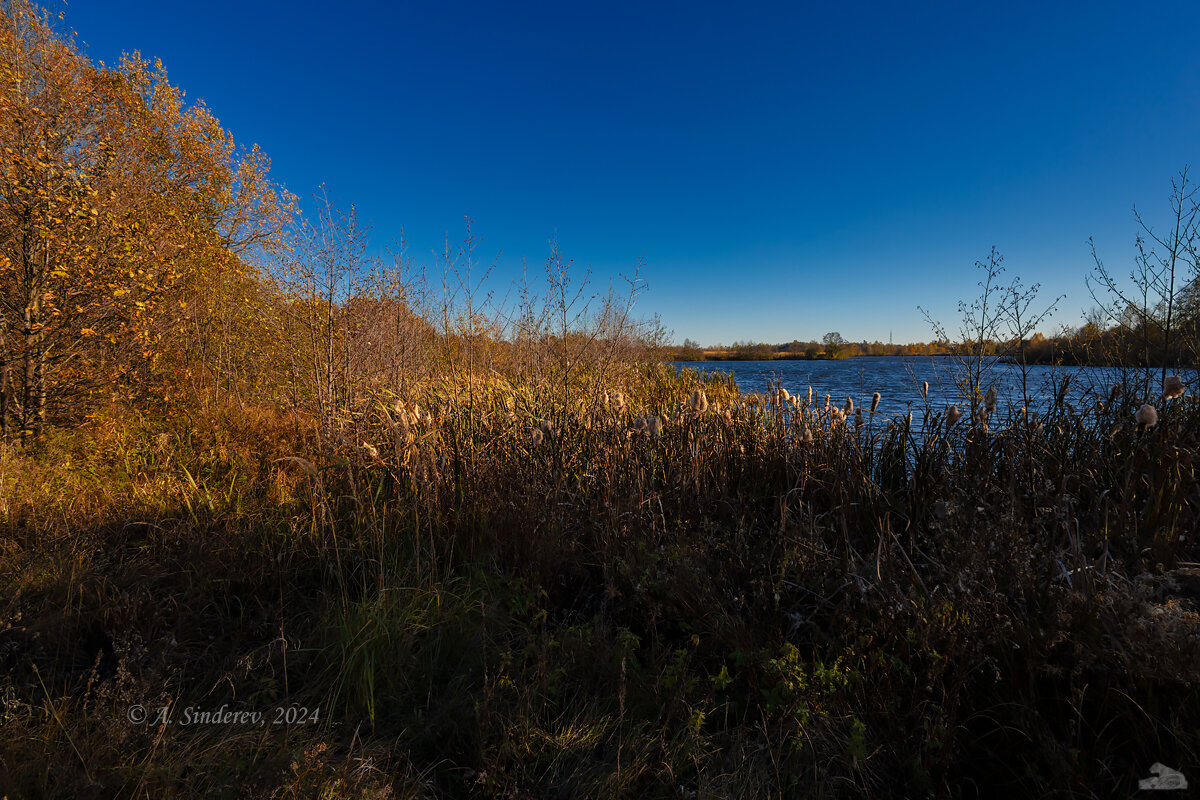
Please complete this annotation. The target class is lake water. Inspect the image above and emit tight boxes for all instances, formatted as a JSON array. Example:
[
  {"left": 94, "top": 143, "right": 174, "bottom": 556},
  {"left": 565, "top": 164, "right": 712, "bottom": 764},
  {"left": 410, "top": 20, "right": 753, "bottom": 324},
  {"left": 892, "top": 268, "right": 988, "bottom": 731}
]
[{"left": 671, "top": 357, "right": 1182, "bottom": 421}]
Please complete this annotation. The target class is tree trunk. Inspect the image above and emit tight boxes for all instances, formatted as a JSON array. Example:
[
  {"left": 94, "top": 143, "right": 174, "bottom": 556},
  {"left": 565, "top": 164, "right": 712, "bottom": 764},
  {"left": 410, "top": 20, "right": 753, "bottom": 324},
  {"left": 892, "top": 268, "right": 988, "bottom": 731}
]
[{"left": 0, "top": 319, "right": 9, "bottom": 442}]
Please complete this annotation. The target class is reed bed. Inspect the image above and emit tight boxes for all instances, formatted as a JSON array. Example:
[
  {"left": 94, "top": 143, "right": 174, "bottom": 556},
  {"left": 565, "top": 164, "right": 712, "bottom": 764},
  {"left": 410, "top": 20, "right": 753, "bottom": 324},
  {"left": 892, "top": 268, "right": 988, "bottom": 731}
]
[{"left": 1, "top": 365, "right": 1197, "bottom": 798}]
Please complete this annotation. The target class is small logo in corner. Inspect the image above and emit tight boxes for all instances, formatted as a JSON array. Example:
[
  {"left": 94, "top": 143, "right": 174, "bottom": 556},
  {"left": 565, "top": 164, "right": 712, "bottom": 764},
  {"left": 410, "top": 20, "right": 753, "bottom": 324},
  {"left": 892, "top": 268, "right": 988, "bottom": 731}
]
[{"left": 1138, "top": 763, "right": 1187, "bottom": 791}]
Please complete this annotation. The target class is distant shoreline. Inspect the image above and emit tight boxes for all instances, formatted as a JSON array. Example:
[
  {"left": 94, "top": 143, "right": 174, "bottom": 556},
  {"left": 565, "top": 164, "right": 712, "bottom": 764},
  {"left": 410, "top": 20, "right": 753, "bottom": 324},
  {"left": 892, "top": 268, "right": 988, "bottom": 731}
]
[
  {"left": 665, "top": 352, "right": 1182, "bottom": 369},
  {"left": 667, "top": 352, "right": 947, "bottom": 363}
]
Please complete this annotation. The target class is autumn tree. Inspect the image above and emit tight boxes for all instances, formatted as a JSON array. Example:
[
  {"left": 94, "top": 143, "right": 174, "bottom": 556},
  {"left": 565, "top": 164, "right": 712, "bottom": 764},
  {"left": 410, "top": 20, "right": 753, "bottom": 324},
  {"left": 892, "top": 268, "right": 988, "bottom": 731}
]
[
  {"left": 1088, "top": 169, "right": 1199, "bottom": 389},
  {"left": 822, "top": 331, "right": 845, "bottom": 357},
  {"left": 0, "top": 0, "right": 291, "bottom": 438}
]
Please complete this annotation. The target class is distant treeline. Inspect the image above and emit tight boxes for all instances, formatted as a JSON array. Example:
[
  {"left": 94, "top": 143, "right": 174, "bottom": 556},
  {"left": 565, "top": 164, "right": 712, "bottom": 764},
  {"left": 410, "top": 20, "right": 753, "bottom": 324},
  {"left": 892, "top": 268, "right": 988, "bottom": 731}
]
[
  {"left": 665, "top": 334, "right": 953, "bottom": 362},
  {"left": 666, "top": 287, "right": 1200, "bottom": 368}
]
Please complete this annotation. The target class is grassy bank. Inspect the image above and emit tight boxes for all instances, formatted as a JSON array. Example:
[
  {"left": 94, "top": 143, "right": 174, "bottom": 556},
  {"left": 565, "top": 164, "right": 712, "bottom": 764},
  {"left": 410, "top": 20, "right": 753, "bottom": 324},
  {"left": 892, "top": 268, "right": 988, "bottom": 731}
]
[{"left": 1, "top": 365, "right": 1198, "bottom": 798}]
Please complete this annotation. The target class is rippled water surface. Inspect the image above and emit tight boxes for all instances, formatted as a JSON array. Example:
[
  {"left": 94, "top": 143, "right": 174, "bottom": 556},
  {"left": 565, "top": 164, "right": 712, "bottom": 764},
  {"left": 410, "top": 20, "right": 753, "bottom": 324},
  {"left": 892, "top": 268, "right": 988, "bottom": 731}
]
[{"left": 671, "top": 357, "right": 1153, "bottom": 421}]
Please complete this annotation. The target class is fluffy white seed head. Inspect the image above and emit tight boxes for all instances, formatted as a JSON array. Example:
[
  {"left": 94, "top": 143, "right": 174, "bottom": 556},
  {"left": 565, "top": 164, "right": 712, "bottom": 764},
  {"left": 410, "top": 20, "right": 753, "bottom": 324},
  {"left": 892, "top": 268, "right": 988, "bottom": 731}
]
[
  {"left": 691, "top": 389, "right": 709, "bottom": 414},
  {"left": 1164, "top": 375, "right": 1185, "bottom": 400},
  {"left": 632, "top": 415, "right": 662, "bottom": 436},
  {"left": 393, "top": 403, "right": 412, "bottom": 432},
  {"left": 946, "top": 405, "right": 962, "bottom": 426},
  {"left": 531, "top": 428, "right": 544, "bottom": 446},
  {"left": 1135, "top": 403, "right": 1158, "bottom": 429},
  {"left": 985, "top": 385, "right": 997, "bottom": 413}
]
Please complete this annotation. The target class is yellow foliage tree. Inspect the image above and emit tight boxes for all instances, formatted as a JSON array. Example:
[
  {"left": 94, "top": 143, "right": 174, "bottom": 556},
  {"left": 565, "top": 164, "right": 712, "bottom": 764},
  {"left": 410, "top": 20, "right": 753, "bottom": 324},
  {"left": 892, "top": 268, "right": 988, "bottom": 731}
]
[{"left": 0, "top": 1, "right": 292, "bottom": 438}]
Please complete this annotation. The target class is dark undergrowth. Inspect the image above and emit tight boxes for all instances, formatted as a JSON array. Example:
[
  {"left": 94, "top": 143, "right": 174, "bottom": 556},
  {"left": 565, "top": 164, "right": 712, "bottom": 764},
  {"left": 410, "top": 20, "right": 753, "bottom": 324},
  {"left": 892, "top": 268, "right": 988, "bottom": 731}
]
[{"left": 1, "top": 369, "right": 1198, "bottom": 798}]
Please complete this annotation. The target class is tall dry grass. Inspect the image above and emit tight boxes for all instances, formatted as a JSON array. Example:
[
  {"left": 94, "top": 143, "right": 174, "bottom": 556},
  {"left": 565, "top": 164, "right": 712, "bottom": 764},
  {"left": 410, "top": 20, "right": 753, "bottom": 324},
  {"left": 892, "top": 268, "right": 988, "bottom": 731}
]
[{"left": 1, "top": 360, "right": 1197, "bottom": 798}]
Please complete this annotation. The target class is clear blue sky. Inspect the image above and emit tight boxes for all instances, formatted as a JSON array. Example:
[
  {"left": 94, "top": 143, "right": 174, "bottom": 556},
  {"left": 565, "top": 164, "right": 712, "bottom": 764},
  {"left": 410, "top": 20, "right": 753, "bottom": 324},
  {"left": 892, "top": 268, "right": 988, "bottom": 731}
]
[{"left": 62, "top": 1, "right": 1200, "bottom": 345}]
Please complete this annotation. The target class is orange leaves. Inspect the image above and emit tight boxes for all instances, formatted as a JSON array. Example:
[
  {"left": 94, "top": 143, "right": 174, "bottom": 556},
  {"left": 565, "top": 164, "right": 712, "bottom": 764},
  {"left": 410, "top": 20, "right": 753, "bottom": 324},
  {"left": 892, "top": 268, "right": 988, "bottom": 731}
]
[{"left": 1, "top": 0, "right": 291, "bottom": 423}]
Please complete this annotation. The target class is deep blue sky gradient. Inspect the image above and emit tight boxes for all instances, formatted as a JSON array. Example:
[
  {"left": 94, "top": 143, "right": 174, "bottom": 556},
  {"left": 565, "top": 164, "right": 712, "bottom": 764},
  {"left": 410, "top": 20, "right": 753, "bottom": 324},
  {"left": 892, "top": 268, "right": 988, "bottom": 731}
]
[{"left": 62, "top": 1, "right": 1200, "bottom": 344}]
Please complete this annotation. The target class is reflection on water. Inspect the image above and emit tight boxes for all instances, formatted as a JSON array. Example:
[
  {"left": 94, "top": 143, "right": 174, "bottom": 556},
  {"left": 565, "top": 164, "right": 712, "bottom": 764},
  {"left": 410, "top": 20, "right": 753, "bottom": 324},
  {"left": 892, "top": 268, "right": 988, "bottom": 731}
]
[{"left": 671, "top": 357, "right": 1149, "bottom": 421}]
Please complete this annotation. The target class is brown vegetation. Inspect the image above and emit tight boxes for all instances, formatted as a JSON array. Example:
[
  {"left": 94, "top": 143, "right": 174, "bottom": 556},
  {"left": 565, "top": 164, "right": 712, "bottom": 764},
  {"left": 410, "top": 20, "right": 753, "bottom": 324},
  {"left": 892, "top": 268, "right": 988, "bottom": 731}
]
[{"left": 1, "top": 4, "right": 1198, "bottom": 799}]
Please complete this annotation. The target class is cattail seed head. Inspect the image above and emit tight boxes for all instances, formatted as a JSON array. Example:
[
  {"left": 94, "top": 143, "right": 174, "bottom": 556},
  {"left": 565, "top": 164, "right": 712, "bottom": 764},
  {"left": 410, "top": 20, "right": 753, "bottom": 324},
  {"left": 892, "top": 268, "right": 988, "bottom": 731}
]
[
  {"left": 871, "top": 392, "right": 881, "bottom": 413},
  {"left": 632, "top": 415, "right": 662, "bottom": 436},
  {"left": 854, "top": 408, "right": 864, "bottom": 430},
  {"left": 844, "top": 397, "right": 854, "bottom": 414},
  {"left": 985, "top": 385, "right": 997, "bottom": 413},
  {"left": 807, "top": 385, "right": 813, "bottom": 405},
  {"left": 1135, "top": 403, "right": 1158, "bottom": 430},
  {"left": 360, "top": 442, "right": 379, "bottom": 459},
  {"left": 539, "top": 418, "right": 554, "bottom": 434},
  {"left": 800, "top": 426, "right": 814, "bottom": 443},
  {"left": 531, "top": 428, "right": 544, "bottom": 446},
  {"left": 921, "top": 381, "right": 929, "bottom": 400},
  {"left": 1164, "top": 375, "right": 1185, "bottom": 400},
  {"left": 946, "top": 405, "right": 962, "bottom": 426},
  {"left": 691, "top": 389, "right": 709, "bottom": 414}
]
